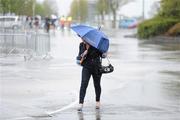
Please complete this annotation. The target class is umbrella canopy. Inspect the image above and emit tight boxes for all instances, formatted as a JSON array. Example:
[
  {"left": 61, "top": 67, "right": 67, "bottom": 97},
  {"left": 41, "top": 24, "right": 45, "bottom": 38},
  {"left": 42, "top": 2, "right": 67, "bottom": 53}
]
[{"left": 71, "top": 25, "right": 109, "bottom": 53}]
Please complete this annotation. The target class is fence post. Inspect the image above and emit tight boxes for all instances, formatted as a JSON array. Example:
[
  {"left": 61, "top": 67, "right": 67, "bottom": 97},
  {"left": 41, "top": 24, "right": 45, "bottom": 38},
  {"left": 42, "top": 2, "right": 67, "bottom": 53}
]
[
  {"left": 25, "top": 30, "right": 28, "bottom": 54},
  {"left": 12, "top": 28, "right": 15, "bottom": 50},
  {"left": 4, "top": 28, "right": 7, "bottom": 55},
  {"left": 35, "top": 31, "right": 37, "bottom": 55}
]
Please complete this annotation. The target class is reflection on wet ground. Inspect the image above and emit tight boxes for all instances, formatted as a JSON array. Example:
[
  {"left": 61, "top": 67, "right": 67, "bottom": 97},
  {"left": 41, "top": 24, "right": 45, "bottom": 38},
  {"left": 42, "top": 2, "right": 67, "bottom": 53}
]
[
  {"left": 78, "top": 110, "right": 101, "bottom": 120},
  {"left": 0, "top": 63, "right": 17, "bottom": 66}
]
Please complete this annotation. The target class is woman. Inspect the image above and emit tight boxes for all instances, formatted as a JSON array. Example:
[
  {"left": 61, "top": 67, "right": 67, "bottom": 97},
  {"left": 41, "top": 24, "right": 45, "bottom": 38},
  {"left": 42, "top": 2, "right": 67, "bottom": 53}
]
[{"left": 76, "top": 39, "right": 105, "bottom": 111}]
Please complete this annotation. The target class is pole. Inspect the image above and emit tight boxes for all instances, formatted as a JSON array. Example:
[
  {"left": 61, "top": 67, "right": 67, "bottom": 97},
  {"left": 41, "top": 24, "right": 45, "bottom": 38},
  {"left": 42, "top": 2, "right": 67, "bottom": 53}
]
[
  {"left": 76, "top": 0, "right": 80, "bottom": 23},
  {"left": 78, "top": 0, "right": 80, "bottom": 23},
  {"left": 142, "top": 0, "right": 145, "bottom": 20},
  {"left": 32, "top": 0, "right": 35, "bottom": 17}
]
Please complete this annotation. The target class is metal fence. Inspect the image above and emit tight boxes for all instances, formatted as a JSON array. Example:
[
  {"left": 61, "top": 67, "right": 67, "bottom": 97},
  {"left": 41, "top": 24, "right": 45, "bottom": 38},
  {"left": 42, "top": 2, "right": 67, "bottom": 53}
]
[{"left": 0, "top": 28, "right": 50, "bottom": 60}]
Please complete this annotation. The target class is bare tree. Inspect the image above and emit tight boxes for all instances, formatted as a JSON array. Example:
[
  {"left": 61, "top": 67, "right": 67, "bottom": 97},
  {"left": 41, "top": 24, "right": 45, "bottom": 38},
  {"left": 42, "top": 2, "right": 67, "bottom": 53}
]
[
  {"left": 148, "top": 1, "right": 160, "bottom": 18},
  {"left": 69, "top": 0, "right": 88, "bottom": 23},
  {"left": 109, "top": 0, "right": 133, "bottom": 28},
  {"left": 97, "top": 0, "right": 109, "bottom": 25}
]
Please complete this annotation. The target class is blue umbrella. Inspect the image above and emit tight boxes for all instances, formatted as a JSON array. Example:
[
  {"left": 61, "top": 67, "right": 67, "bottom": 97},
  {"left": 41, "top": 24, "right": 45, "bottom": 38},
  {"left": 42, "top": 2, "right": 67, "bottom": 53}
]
[{"left": 71, "top": 24, "right": 109, "bottom": 53}]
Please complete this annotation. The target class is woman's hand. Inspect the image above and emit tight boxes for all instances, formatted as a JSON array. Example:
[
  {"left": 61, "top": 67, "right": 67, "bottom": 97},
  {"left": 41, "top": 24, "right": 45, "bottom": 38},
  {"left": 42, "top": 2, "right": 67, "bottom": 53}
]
[
  {"left": 79, "top": 43, "right": 90, "bottom": 64},
  {"left": 80, "top": 50, "right": 88, "bottom": 64},
  {"left": 86, "top": 44, "right": 90, "bottom": 49},
  {"left": 81, "top": 50, "right": 88, "bottom": 57},
  {"left": 81, "top": 43, "right": 89, "bottom": 58}
]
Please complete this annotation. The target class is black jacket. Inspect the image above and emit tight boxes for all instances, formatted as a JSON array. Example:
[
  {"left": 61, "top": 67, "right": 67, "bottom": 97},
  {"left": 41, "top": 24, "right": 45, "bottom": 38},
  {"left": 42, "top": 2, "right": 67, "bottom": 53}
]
[{"left": 76, "top": 42, "right": 102, "bottom": 69}]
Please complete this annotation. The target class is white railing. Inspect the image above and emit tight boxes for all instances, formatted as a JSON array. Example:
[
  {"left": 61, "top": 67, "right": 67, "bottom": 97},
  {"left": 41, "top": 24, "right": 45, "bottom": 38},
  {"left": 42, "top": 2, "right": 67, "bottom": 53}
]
[{"left": 0, "top": 28, "right": 51, "bottom": 60}]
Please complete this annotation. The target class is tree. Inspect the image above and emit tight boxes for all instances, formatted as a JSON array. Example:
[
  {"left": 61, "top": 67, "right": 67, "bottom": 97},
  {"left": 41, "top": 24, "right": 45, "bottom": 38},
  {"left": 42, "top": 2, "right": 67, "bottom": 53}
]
[
  {"left": 79, "top": 0, "right": 88, "bottom": 22},
  {"left": 0, "top": 0, "right": 35, "bottom": 16},
  {"left": 42, "top": 0, "right": 58, "bottom": 16},
  {"left": 35, "top": 2, "right": 45, "bottom": 16},
  {"left": 21, "top": 0, "right": 35, "bottom": 16},
  {"left": 158, "top": 0, "right": 180, "bottom": 18},
  {"left": 96, "top": 0, "right": 109, "bottom": 25},
  {"left": 148, "top": 1, "right": 160, "bottom": 18},
  {"left": 69, "top": 0, "right": 88, "bottom": 23},
  {"left": 109, "top": 0, "right": 119, "bottom": 28},
  {"left": 109, "top": 0, "right": 133, "bottom": 28},
  {"left": 0, "top": 0, "right": 58, "bottom": 16},
  {"left": 69, "top": 0, "right": 78, "bottom": 21},
  {"left": 0, "top": 0, "right": 11, "bottom": 14}
]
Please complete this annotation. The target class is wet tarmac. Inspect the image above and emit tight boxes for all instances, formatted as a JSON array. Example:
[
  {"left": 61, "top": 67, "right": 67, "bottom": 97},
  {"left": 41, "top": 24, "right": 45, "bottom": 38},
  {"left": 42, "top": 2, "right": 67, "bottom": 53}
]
[{"left": 0, "top": 29, "right": 180, "bottom": 120}]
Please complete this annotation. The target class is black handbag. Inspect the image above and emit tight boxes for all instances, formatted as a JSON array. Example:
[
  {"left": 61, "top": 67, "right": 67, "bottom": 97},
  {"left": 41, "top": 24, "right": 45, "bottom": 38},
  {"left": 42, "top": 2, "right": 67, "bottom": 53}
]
[{"left": 99, "top": 57, "right": 114, "bottom": 74}]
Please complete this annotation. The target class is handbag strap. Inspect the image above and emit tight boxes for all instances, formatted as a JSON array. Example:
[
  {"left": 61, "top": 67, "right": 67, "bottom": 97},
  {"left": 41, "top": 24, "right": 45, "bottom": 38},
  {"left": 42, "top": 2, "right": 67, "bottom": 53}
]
[
  {"left": 106, "top": 56, "right": 111, "bottom": 65},
  {"left": 100, "top": 55, "right": 111, "bottom": 65}
]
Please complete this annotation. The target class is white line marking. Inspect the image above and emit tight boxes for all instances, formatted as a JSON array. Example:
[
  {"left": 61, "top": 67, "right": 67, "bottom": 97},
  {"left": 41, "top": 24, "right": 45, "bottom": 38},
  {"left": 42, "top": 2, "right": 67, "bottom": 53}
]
[
  {"left": 47, "top": 91, "right": 79, "bottom": 115},
  {"left": 47, "top": 99, "right": 78, "bottom": 115},
  {"left": 8, "top": 116, "right": 32, "bottom": 120}
]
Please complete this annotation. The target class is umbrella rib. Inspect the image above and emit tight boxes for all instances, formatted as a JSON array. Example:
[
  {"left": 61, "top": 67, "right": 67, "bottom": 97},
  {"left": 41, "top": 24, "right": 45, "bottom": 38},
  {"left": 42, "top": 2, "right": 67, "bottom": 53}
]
[{"left": 82, "top": 29, "right": 97, "bottom": 37}]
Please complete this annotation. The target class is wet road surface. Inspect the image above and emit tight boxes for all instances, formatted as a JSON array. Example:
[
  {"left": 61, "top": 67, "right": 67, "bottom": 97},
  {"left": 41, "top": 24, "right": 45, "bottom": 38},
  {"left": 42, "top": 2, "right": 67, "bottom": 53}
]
[{"left": 0, "top": 29, "right": 180, "bottom": 120}]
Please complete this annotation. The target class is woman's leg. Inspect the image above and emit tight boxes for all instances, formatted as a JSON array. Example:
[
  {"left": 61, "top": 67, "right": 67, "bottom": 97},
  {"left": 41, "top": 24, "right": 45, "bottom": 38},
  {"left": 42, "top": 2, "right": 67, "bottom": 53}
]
[
  {"left": 92, "top": 72, "right": 102, "bottom": 102},
  {"left": 79, "top": 67, "right": 91, "bottom": 104}
]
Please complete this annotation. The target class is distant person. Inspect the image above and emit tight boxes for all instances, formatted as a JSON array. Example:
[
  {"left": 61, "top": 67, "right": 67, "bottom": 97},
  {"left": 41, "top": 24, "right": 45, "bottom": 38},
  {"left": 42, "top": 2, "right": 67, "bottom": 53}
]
[
  {"left": 34, "top": 17, "right": 39, "bottom": 30},
  {"left": 51, "top": 19, "right": 56, "bottom": 35},
  {"left": 51, "top": 19, "right": 56, "bottom": 29},
  {"left": 45, "top": 17, "right": 50, "bottom": 33},
  {"left": 60, "top": 16, "right": 65, "bottom": 31},
  {"left": 29, "top": 17, "right": 33, "bottom": 29},
  {"left": 25, "top": 16, "right": 29, "bottom": 28},
  {"left": 76, "top": 39, "right": 105, "bottom": 111},
  {"left": 67, "top": 16, "right": 72, "bottom": 30},
  {"left": 26, "top": 16, "right": 32, "bottom": 29}
]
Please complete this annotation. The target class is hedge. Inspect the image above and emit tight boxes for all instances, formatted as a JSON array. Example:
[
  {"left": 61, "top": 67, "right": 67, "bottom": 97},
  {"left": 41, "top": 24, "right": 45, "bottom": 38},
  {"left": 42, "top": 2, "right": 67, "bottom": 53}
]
[{"left": 138, "top": 17, "right": 180, "bottom": 39}]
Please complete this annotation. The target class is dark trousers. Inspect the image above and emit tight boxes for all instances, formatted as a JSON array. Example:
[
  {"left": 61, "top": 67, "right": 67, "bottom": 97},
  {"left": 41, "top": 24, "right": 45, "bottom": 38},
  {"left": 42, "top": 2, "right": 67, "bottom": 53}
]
[{"left": 79, "top": 67, "right": 102, "bottom": 104}]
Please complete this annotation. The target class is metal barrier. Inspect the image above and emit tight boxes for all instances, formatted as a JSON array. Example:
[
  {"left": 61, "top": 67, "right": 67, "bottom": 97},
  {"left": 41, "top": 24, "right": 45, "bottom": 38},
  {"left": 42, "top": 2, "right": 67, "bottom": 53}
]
[{"left": 0, "top": 28, "right": 50, "bottom": 60}]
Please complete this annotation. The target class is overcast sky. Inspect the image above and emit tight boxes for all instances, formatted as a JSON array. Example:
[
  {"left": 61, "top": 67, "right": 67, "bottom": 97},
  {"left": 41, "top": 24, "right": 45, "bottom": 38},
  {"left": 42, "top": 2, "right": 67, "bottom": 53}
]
[
  {"left": 38, "top": 0, "right": 160, "bottom": 18},
  {"left": 53, "top": 0, "right": 73, "bottom": 16},
  {"left": 120, "top": 0, "right": 160, "bottom": 18}
]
